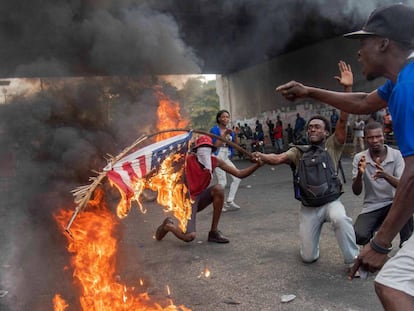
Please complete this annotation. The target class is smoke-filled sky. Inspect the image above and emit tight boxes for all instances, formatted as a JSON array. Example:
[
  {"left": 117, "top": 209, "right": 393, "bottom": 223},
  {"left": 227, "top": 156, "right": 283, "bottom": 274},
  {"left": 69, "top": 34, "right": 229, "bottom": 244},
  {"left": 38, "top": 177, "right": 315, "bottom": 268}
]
[
  {"left": 1, "top": 0, "right": 414, "bottom": 309},
  {"left": 1, "top": 0, "right": 413, "bottom": 77},
  {"left": 0, "top": 74, "right": 181, "bottom": 310}
]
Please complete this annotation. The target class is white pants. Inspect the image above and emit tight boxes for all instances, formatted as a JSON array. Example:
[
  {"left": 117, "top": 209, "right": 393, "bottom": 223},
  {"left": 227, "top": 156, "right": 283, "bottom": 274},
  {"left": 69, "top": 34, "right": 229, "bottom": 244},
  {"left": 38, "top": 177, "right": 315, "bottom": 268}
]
[
  {"left": 375, "top": 234, "right": 414, "bottom": 296},
  {"left": 299, "top": 199, "right": 359, "bottom": 264},
  {"left": 215, "top": 148, "right": 240, "bottom": 203}
]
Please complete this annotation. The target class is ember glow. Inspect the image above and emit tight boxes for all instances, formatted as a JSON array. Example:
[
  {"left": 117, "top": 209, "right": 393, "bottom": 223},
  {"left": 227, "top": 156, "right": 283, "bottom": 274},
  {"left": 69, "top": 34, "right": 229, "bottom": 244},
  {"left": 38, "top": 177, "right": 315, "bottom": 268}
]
[
  {"left": 53, "top": 188, "right": 191, "bottom": 311},
  {"left": 198, "top": 267, "right": 211, "bottom": 279}
]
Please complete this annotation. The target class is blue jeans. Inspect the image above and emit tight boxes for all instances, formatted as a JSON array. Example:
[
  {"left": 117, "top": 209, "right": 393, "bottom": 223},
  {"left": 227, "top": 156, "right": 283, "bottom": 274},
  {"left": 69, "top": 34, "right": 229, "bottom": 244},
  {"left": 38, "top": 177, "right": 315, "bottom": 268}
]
[{"left": 299, "top": 199, "right": 359, "bottom": 264}]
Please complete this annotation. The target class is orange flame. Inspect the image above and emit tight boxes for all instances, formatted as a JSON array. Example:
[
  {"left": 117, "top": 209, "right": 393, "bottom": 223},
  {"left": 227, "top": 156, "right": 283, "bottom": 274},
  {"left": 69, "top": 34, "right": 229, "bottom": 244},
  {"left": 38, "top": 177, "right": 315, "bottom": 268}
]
[
  {"left": 151, "top": 89, "right": 192, "bottom": 231},
  {"left": 53, "top": 188, "right": 190, "bottom": 311},
  {"left": 197, "top": 267, "right": 211, "bottom": 279},
  {"left": 145, "top": 153, "right": 192, "bottom": 232},
  {"left": 110, "top": 177, "right": 148, "bottom": 220},
  {"left": 53, "top": 294, "right": 68, "bottom": 311},
  {"left": 109, "top": 151, "right": 192, "bottom": 233},
  {"left": 155, "top": 90, "right": 189, "bottom": 141},
  {"left": 111, "top": 88, "right": 192, "bottom": 231}
]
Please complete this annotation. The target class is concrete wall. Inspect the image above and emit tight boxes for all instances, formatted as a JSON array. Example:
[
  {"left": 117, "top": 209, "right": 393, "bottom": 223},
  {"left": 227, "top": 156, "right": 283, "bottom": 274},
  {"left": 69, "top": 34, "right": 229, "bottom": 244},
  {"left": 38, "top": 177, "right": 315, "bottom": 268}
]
[{"left": 217, "top": 36, "right": 385, "bottom": 129}]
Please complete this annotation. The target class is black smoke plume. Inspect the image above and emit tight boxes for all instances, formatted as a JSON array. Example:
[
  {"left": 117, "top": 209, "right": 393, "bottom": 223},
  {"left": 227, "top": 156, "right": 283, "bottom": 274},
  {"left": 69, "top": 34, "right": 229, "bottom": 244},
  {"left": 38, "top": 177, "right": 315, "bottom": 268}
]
[{"left": 0, "top": 1, "right": 412, "bottom": 310}]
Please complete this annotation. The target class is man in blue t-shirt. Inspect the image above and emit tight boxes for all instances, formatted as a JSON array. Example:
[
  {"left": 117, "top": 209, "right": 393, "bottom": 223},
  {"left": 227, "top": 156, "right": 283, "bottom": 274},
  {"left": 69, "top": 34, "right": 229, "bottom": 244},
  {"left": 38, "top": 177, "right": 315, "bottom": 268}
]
[
  {"left": 293, "top": 113, "right": 306, "bottom": 144},
  {"left": 330, "top": 109, "right": 339, "bottom": 133},
  {"left": 276, "top": 3, "right": 414, "bottom": 310}
]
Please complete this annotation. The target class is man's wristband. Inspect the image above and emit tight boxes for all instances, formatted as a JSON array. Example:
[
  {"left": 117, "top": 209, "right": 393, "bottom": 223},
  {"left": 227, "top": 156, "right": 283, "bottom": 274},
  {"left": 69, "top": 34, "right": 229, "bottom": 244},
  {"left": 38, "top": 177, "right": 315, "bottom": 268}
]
[{"left": 370, "top": 238, "right": 393, "bottom": 254}]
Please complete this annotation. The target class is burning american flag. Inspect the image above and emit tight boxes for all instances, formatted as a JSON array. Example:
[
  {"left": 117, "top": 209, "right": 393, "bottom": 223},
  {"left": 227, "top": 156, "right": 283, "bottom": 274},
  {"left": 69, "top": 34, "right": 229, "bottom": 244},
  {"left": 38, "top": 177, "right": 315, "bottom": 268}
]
[
  {"left": 104, "top": 131, "right": 193, "bottom": 198},
  {"left": 103, "top": 131, "right": 193, "bottom": 232},
  {"left": 54, "top": 89, "right": 195, "bottom": 311}
]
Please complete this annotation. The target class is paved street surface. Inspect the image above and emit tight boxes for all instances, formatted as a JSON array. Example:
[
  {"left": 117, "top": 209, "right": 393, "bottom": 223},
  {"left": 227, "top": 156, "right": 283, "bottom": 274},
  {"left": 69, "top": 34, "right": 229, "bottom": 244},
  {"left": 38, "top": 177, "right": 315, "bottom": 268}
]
[{"left": 2, "top": 155, "right": 398, "bottom": 310}]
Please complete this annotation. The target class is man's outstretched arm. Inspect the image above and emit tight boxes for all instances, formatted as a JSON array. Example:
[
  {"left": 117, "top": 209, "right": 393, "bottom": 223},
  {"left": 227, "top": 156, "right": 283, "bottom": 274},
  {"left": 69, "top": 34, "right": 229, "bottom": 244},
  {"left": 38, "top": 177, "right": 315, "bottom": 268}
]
[{"left": 276, "top": 81, "right": 387, "bottom": 115}]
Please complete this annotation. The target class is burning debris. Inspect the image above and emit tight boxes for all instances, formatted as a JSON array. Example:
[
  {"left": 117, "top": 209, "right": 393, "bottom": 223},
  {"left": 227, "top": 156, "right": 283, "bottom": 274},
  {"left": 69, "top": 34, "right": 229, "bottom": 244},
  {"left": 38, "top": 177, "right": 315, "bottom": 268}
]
[
  {"left": 0, "top": 75, "right": 199, "bottom": 310},
  {"left": 54, "top": 189, "right": 191, "bottom": 311},
  {"left": 52, "top": 84, "right": 198, "bottom": 310}
]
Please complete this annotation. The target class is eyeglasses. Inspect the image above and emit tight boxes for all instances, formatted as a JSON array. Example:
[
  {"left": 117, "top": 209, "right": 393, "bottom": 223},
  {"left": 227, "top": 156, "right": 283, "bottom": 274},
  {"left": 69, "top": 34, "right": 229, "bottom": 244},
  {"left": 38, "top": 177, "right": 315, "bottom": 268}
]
[{"left": 307, "top": 124, "right": 324, "bottom": 131}]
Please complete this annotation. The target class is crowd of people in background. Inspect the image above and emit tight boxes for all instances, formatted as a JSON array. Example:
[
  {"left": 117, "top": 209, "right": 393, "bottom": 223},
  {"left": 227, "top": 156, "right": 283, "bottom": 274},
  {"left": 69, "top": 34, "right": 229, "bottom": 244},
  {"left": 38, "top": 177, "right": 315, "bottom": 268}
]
[{"left": 231, "top": 107, "right": 395, "bottom": 157}]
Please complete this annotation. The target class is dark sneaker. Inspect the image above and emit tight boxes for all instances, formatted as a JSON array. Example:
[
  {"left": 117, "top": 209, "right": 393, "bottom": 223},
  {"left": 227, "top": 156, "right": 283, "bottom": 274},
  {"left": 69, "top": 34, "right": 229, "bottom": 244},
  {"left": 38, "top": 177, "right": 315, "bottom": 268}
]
[
  {"left": 155, "top": 217, "right": 174, "bottom": 241},
  {"left": 208, "top": 230, "right": 230, "bottom": 243}
]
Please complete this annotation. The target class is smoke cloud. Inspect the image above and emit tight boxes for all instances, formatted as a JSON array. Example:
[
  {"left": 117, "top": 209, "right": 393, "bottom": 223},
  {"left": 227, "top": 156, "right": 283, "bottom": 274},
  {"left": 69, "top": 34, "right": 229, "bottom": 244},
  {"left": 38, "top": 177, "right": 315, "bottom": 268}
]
[
  {"left": 2, "top": 0, "right": 413, "bottom": 76},
  {"left": 0, "top": 0, "right": 413, "bottom": 309},
  {"left": 0, "top": 75, "right": 177, "bottom": 310},
  {"left": 0, "top": 0, "right": 202, "bottom": 77}
]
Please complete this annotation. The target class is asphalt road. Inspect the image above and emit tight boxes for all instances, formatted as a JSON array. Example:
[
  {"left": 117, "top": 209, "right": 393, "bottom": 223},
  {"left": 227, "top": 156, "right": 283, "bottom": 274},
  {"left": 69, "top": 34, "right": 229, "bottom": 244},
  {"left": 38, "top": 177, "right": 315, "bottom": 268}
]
[{"left": 2, "top": 155, "right": 396, "bottom": 311}]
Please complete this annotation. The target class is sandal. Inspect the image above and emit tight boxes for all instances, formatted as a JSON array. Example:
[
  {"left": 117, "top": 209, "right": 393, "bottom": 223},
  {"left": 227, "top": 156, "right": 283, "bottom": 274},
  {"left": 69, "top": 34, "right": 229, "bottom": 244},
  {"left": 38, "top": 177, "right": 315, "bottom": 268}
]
[{"left": 155, "top": 217, "right": 174, "bottom": 241}]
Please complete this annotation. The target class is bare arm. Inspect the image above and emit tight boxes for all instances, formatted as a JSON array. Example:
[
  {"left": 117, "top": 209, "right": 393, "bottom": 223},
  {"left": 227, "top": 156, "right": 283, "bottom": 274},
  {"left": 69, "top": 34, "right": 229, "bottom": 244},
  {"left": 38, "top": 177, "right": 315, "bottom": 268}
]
[
  {"left": 352, "top": 156, "right": 365, "bottom": 195},
  {"left": 375, "top": 155, "right": 414, "bottom": 246},
  {"left": 251, "top": 151, "right": 291, "bottom": 166},
  {"left": 373, "top": 162, "right": 399, "bottom": 188},
  {"left": 217, "top": 157, "right": 262, "bottom": 179},
  {"left": 333, "top": 61, "right": 351, "bottom": 144},
  {"left": 276, "top": 82, "right": 387, "bottom": 115}
]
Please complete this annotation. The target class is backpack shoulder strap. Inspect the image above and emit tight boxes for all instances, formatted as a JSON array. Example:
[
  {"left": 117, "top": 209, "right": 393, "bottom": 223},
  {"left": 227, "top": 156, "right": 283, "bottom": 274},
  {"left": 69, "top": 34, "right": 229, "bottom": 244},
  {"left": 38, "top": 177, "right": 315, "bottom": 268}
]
[{"left": 295, "top": 145, "right": 311, "bottom": 153}]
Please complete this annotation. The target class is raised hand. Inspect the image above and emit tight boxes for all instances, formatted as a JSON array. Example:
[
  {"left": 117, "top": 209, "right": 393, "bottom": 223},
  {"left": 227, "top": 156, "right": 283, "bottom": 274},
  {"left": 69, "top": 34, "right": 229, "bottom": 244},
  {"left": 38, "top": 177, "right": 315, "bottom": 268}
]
[
  {"left": 334, "top": 60, "right": 353, "bottom": 87},
  {"left": 372, "top": 161, "right": 386, "bottom": 180},
  {"left": 358, "top": 155, "right": 367, "bottom": 174}
]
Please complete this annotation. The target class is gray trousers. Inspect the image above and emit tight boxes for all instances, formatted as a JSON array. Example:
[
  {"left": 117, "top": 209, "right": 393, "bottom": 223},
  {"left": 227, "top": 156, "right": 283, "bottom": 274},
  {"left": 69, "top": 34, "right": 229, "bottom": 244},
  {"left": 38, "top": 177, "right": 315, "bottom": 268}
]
[{"left": 299, "top": 199, "right": 359, "bottom": 265}]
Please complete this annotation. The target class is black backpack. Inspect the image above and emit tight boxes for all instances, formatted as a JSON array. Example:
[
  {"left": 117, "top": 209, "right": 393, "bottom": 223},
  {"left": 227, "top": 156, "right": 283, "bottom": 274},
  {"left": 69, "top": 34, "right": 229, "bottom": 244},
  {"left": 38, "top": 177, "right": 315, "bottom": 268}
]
[{"left": 291, "top": 145, "right": 342, "bottom": 207}]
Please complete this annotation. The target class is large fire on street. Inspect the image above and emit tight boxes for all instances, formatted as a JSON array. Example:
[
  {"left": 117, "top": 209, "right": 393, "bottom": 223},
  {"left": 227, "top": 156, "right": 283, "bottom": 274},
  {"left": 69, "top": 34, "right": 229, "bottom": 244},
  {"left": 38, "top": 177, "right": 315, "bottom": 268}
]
[
  {"left": 52, "top": 89, "right": 193, "bottom": 311},
  {"left": 53, "top": 189, "right": 190, "bottom": 311}
]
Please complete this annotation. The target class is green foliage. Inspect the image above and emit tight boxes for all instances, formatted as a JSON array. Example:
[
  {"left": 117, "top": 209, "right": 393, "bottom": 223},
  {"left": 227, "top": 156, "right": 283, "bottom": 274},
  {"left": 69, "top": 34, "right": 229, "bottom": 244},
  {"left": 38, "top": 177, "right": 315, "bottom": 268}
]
[{"left": 178, "top": 77, "right": 219, "bottom": 131}]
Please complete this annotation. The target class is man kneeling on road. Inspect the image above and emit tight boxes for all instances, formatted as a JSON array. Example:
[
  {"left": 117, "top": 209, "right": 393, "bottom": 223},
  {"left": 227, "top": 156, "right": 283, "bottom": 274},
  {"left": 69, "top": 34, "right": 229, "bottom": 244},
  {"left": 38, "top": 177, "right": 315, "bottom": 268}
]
[
  {"left": 252, "top": 61, "right": 359, "bottom": 272},
  {"left": 155, "top": 135, "right": 262, "bottom": 244}
]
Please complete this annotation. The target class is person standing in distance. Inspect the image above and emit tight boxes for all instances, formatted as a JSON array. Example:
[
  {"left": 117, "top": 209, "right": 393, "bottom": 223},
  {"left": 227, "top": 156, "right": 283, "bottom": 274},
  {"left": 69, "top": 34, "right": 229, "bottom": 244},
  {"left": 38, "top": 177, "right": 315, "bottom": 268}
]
[
  {"left": 330, "top": 109, "right": 339, "bottom": 133},
  {"left": 276, "top": 4, "right": 414, "bottom": 310},
  {"left": 210, "top": 110, "right": 242, "bottom": 212},
  {"left": 352, "top": 117, "right": 365, "bottom": 155}
]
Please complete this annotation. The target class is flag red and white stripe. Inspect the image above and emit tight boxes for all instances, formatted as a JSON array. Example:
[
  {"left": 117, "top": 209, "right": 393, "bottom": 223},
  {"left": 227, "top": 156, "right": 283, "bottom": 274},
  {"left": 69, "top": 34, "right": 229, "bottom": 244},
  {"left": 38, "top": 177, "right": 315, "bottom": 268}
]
[{"left": 104, "top": 132, "right": 192, "bottom": 199}]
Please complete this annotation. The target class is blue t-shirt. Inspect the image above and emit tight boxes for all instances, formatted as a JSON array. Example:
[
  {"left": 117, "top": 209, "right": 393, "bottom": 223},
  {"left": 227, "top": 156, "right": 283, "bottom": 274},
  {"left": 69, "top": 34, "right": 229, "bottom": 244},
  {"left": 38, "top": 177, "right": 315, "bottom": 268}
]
[
  {"left": 377, "top": 61, "right": 414, "bottom": 157},
  {"left": 210, "top": 125, "right": 235, "bottom": 157},
  {"left": 330, "top": 113, "right": 339, "bottom": 127}
]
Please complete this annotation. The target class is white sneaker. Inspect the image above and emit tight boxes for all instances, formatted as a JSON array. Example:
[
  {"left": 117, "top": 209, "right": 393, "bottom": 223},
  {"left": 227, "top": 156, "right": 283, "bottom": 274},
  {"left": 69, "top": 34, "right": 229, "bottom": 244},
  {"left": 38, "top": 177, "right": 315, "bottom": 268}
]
[{"left": 223, "top": 201, "right": 241, "bottom": 212}]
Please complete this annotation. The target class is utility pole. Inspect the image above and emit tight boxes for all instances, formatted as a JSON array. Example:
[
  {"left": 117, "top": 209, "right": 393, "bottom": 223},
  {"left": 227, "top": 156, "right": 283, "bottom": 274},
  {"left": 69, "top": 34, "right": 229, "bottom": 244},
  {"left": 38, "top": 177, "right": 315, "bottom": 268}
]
[{"left": 0, "top": 80, "right": 11, "bottom": 104}]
